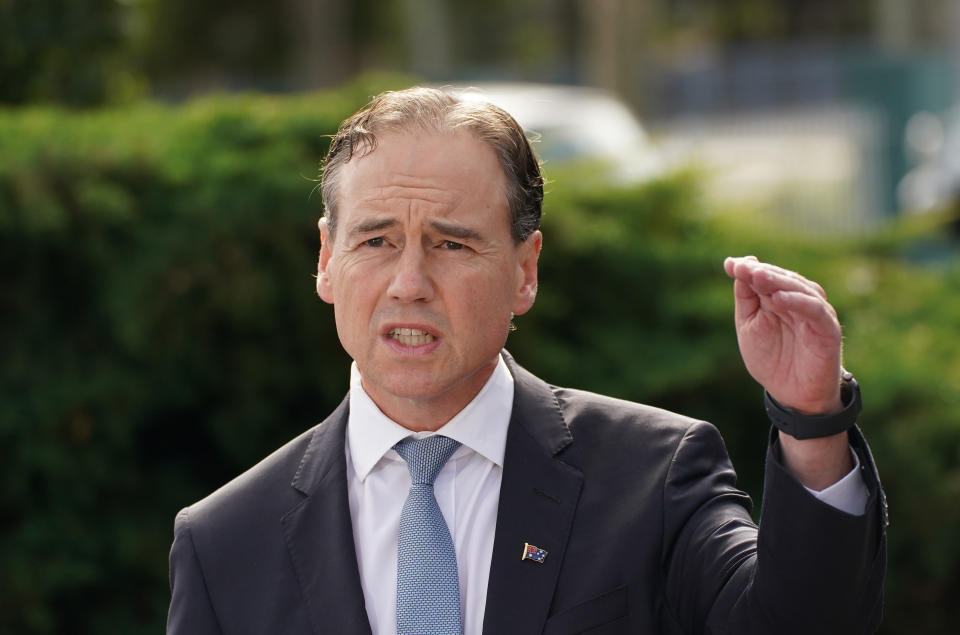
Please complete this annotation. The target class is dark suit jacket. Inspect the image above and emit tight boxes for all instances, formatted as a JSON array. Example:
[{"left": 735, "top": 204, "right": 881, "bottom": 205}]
[{"left": 168, "top": 352, "right": 886, "bottom": 634}]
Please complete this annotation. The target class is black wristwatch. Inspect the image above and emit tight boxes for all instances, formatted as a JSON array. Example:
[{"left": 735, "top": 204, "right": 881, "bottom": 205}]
[{"left": 764, "top": 370, "right": 862, "bottom": 440}]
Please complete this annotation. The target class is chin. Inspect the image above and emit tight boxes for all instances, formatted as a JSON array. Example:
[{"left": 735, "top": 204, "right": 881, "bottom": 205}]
[{"left": 370, "top": 369, "right": 450, "bottom": 400}]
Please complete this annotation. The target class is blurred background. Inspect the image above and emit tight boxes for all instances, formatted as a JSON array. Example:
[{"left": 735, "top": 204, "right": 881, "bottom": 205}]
[{"left": 2, "top": 0, "right": 959, "bottom": 632}]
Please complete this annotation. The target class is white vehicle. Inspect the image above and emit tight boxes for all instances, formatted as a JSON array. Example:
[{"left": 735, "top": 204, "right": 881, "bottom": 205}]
[
  {"left": 443, "top": 83, "right": 663, "bottom": 182},
  {"left": 899, "top": 107, "right": 960, "bottom": 212}
]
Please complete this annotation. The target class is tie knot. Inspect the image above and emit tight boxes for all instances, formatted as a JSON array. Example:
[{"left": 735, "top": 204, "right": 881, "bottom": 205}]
[{"left": 393, "top": 435, "right": 461, "bottom": 485}]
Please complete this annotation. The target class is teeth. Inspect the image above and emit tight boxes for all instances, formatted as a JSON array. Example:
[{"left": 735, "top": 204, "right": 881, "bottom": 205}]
[{"left": 389, "top": 328, "right": 435, "bottom": 347}]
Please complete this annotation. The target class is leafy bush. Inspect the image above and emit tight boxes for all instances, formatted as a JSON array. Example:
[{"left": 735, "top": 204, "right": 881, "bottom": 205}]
[
  {"left": 1, "top": 78, "right": 958, "bottom": 633},
  {"left": 0, "top": 0, "right": 132, "bottom": 106}
]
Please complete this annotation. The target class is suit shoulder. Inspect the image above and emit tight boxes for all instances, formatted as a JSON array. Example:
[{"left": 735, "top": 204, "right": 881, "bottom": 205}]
[
  {"left": 549, "top": 386, "right": 728, "bottom": 466},
  {"left": 554, "top": 386, "right": 704, "bottom": 434},
  {"left": 177, "top": 424, "right": 320, "bottom": 533}
]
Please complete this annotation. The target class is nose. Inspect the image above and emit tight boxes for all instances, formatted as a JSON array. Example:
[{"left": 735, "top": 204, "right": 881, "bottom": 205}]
[{"left": 387, "top": 244, "right": 434, "bottom": 303}]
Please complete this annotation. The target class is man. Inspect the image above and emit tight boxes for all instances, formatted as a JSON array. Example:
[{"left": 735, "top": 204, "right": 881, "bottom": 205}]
[{"left": 168, "top": 87, "right": 885, "bottom": 634}]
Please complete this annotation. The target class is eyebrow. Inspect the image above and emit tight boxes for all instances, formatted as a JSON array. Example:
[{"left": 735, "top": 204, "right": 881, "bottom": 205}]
[
  {"left": 347, "top": 217, "right": 397, "bottom": 236},
  {"left": 345, "top": 216, "right": 483, "bottom": 242},
  {"left": 428, "top": 219, "right": 482, "bottom": 242}
]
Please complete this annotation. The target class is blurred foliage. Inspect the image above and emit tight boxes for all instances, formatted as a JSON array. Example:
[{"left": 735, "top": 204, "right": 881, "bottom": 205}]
[
  {"left": 660, "top": 0, "right": 873, "bottom": 42},
  {"left": 0, "top": 0, "right": 881, "bottom": 110},
  {"left": 0, "top": 0, "right": 576, "bottom": 106},
  {"left": 132, "top": 0, "right": 288, "bottom": 79},
  {"left": 1, "top": 76, "right": 959, "bottom": 634},
  {"left": 0, "top": 0, "right": 139, "bottom": 106}
]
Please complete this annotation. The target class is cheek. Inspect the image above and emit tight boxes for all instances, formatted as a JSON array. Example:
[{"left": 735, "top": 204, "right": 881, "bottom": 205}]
[
  {"left": 451, "top": 269, "right": 517, "bottom": 323},
  {"left": 330, "top": 265, "right": 377, "bottom": 333},
  {"left": 335, "top": 285, "right": 373, "bottom": 324}
]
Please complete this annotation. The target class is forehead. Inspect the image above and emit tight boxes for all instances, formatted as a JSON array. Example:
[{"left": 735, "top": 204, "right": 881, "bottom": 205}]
[{"left": 337, "top": 129, "right": 509, "bottom": 222}]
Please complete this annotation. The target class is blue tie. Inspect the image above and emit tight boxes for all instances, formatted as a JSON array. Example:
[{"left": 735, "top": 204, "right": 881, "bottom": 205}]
[{"left": 394, "top": 435, "right": 463, "bottom": 635}]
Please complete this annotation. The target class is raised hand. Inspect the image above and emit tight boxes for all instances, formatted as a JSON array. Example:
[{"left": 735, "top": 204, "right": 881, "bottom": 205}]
[{"left": 723, "top": 256, "right": 843, "bottom": 415}]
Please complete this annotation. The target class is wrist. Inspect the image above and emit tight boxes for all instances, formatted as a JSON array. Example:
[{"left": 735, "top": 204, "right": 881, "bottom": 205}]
[
  {"left": 775, "top": 392, "right": 844, "bottom": 416},
  {"left": 765, "top": 371, "right": 861, "bottom": 440},
  {"left": 778, "top": 430, "right": 854, "bottom": 490}
]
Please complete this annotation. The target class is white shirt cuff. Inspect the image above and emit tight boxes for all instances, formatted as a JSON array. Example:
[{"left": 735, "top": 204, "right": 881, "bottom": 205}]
[{"left": 802, "top": 446, "right": 868, "bottom": 516}]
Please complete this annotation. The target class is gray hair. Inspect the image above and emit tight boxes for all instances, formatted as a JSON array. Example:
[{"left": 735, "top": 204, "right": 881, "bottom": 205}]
[{"left": 320, "top": 87, "right": 543, "bottom": 243}]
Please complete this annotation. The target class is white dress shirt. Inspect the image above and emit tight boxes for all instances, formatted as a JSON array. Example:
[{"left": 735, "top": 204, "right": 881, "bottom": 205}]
[
  {"left": 802, "top": 446, "right": 868, "bottom": 515},
  {"left": 345, "top": 357, "right": 868, "bottom": 635},
  {"left": 346, "top": 357, "right": 513, "bottom": 635}
]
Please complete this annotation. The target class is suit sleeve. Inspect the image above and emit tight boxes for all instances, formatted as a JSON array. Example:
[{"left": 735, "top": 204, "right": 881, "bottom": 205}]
[
  {"left": 167, "top": 508, "right": 225, "bottom": 635},
  {"left": 662, "top": 421, "right": 886, "bottom": 635}
]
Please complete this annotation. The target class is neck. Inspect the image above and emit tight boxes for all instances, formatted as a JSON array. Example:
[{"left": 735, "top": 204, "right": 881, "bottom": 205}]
[{"left": 361, "top": 358, "right": 499, "bottom": 432}]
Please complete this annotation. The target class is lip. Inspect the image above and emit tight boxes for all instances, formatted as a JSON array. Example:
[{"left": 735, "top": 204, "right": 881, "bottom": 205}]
[
  {"left": 380, "top": 323, "right": 441, "bottom": 338},
  {"left": 380, "top": 323, "right": 442, "bottom": 356}
]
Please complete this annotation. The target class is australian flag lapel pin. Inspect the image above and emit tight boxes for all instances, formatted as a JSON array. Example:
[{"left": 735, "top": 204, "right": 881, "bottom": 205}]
[{"left": 522, "top": 542, "right": 548, "bottom": 564}]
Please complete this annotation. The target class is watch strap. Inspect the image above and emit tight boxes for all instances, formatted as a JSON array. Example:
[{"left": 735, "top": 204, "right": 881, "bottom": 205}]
[{"left": 764, "top": 373, "right": 862, "bottom": 440}]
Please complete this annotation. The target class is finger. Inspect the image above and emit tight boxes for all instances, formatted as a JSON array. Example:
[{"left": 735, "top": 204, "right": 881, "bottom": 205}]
[
  {"left": 759, "top": 267, "right": 828, "bottom": 301},
  {"left": 729, "top": 258, "right": 827, "bottom": 301},
  {"left": 767, "top": 289, "right": 841, "bottom": 339},
  {"left": 733, "top": 278, "right": 761, "bottom": 325},
  {"left": 723, "top": 255, "right": 758, "bottom": 279},
  {"left": 725, "top": 256, "right": 820, "bottom": 293},
  {"left": 728, "top": 256, "right": 762, "bottom": 327}
]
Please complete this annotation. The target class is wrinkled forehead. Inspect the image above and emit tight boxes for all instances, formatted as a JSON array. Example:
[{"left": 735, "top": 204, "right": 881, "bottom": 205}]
[{"left": 338, "top": 129, "right": 510, "bottom": 208}]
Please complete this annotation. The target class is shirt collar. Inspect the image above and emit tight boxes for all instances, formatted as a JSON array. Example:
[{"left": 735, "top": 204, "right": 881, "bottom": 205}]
[{"left": 347, "top": 355, "right": 514, "bottom": 482}]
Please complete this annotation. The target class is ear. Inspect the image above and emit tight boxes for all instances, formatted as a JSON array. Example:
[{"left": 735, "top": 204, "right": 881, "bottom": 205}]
[
  {"left": 511, "top": 230, "right": 542, "bottom": 316},
  {"left": 316, "top": 217, "right": 335, "bottom": 304}
]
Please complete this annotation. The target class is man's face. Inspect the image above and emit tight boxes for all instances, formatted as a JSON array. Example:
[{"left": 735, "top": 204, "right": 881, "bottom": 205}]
[{"left": 316, "top": 130, "right": 541, "bottom": 423}]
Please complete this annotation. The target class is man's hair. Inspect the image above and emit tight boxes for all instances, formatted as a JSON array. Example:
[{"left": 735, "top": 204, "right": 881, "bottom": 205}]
[{"left": 320, "top": 87, "right": 543, "bottom": 243}]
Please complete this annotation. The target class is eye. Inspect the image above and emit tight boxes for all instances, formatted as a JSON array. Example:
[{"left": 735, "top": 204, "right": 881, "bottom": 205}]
[
  {"left": 442, "top": 240, "right": 464, "bottom": 250},
  {"left": 363, "top": 237, "right": 385, "bottom": 247}
]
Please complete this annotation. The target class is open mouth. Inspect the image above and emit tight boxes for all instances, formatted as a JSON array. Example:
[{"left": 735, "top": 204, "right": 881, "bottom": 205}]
[{"left": 387, "top": 328, "right": 436, "bottom": 347}]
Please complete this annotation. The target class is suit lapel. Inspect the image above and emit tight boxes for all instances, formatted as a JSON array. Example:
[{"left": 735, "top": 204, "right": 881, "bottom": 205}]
[
  {"left": 483, "top": 354, "right": 584, "bottom": 635},
  {"left": 280, "top": 396, "right": 373, "bottom": 635}
]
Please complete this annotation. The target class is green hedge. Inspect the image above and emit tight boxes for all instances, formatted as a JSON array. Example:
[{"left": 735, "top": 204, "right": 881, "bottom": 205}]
[{"left": 1, "top": 77, "right": 958, "bottom": 633}]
